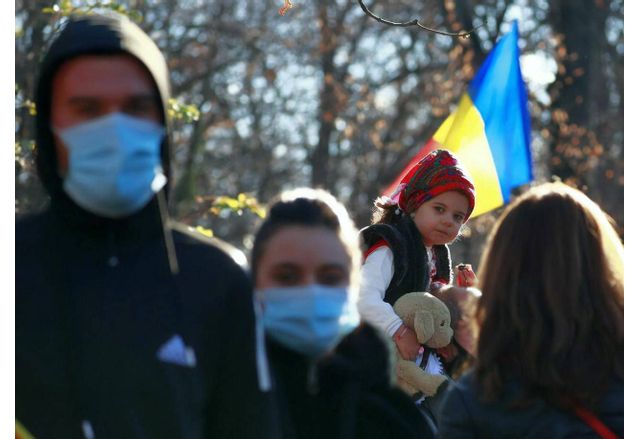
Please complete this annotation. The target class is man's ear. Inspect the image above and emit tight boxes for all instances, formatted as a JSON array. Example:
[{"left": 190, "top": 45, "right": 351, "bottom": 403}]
[{"left": 414, "top": 310, "right": 434, "bottom": 344}]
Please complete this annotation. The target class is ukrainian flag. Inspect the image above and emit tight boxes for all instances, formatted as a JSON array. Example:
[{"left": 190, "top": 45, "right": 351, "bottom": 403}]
[{"left": 384, "top": 22, "right": 532, "bottom": 217}]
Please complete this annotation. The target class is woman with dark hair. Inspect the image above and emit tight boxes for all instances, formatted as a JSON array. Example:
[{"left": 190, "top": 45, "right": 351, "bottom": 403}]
[
  {"left": 252, "top": 188, "right": 434, "bottom": 439},
  {"left": 436, "top": 182, "right": 624, "bottom": 438}
]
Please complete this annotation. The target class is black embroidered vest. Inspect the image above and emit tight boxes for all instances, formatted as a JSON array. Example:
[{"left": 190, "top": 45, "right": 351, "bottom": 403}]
[{"left": 360, "top": 216, "right": 452, "bottom": 306}]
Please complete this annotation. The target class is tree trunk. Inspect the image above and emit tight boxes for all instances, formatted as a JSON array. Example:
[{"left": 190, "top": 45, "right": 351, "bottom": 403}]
[
  {"left": 547, "top": 0, "right": 609, "bottom": 180},
  {"left": 311, "top": 6, "right": 338, "bottom": 189}
]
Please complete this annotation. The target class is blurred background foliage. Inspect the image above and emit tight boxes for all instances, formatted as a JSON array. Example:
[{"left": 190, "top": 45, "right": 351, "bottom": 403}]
[{"left": 15, "top": 0, "right": 623, "bottom": 266}]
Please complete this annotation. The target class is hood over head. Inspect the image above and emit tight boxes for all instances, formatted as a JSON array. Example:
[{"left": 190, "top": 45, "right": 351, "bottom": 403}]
[{"left": 35, "top": 12, "right": 172, "bottom": 203}]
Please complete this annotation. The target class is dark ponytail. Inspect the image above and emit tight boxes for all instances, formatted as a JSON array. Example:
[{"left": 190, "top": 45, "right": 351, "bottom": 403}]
[{"left": 371, "top": 197, "right": 405, "bottom": 225}]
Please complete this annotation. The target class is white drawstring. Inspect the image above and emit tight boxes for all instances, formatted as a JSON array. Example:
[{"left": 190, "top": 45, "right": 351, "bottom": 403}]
[{"left": 253, "top": 298, "right": 272, "bottom": 391}]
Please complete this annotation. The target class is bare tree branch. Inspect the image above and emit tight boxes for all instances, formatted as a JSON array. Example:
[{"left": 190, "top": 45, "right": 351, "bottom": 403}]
[
  {"left": 492, "top": 0, "right": 513, "bottom": 45},
  {"left": 453, "top": 0, "right": 485, "bottom": 63},
  {"left": 357, "top": 0, "right": 483, "bottom": 38}
]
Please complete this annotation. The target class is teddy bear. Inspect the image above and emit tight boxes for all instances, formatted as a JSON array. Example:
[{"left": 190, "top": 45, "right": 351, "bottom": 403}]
[{"left": 392, "top": 292, "right": 453, "bottom": 397}]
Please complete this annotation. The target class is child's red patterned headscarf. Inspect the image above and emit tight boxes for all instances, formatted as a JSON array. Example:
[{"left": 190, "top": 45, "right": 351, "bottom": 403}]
[{"left": 394, "top": 149, "right": 475, "bottom": 221}]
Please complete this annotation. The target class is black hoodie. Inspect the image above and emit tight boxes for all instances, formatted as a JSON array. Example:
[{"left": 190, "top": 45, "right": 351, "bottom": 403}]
[{"left": 16, "top": 13, "right": 278, "bottom": 439}]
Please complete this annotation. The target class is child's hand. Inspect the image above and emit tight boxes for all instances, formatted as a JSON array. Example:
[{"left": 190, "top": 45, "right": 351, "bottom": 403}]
[
  {"left": 393, "top": 324, "right": 422, "bottom": 361},
  {"left": 455, "top": 264, "right": 477, "bottom": 287}
]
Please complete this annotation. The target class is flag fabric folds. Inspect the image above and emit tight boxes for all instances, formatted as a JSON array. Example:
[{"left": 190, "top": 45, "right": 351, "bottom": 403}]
[{"left": 383, "top": 21, "right": 532, "bottom": 218}]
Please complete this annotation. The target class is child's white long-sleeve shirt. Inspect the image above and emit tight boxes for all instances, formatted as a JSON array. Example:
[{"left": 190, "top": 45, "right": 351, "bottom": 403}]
[
  {"left": 357, "top": 246, "right": 401, "bottom": 337},
  {"left": 357, "top": 245, "right": 437, "bottom": 337}
]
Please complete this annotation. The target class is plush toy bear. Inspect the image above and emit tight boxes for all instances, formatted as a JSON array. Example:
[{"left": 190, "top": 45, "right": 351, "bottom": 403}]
[{"left": 393, "top": 292, "right": 453, "bottom": 397}]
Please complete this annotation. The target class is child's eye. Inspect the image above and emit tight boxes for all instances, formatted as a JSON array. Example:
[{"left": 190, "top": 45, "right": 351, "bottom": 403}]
[
  {"left": 454, "top": 214, "right": 464, "bottom": 223},
  {"left": 434, "top": 206, "right": 444, "bottom": 213}
]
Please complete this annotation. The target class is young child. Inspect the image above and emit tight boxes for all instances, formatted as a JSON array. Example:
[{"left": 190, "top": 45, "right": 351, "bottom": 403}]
[{"left": 357, "top": 149, "right": 475, "bottom": 363}]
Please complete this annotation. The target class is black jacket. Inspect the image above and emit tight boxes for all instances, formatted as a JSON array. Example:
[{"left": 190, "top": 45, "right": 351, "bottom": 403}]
[
  {"left": 16, "top": 13, "right": 277, "bottom": 439},
  {"left": 360, "top": 216, "right": 452, "bottom": 305},
  {"left": 16, "top": 207, "right": 278, "bottom": 439},
  {"left": 267, "top": 323, "right": 435, "bottom": 439},
  {"left": 436, "top": 371, "right": 623, "bottom": 438}
]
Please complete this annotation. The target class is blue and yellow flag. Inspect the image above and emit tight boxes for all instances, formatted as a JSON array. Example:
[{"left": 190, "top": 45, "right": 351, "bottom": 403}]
[{"left": 384, "top": 22, "right": 532, "bottom": 217}]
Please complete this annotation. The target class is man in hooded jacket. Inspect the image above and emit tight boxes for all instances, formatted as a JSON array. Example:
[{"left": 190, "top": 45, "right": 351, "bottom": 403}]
[{"left": 16, "top": 12, "right": 278, "bottom": 439}]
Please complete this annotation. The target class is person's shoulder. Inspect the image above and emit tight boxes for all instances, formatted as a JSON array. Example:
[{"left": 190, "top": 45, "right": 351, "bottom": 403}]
[
  {"left": 170, "top": 221, "right": 248, "bottom": 268},
  {"left": 596, "top": 375, "right": 623, "bottom": 433},
  {"left": 323, "top": 322, "right": 394, "bottom": 387},
  {"left": 360, "top": 222, "right": 395, "bottom": 239},
  {"left": 600, "top": 374, "right": 623, "bottom": 406},
  {"left": 169, "top": 222, "right": 253, "bottom": 310},
  {"left": 359, "top": 385, "right": 436, "bottom": 439},
  {"left": 437, "top": 369, "right": 483, "bottom": 415},
  {"left": 348, "top": 324, "right": 436, "bottom": 437},
  {"left": 445, "top": 369, "right": 525, "bottom": 405},
  {"left": 16, "top": 210, "right": 47, "bottom": 230},
  {"left": 606, "top": 374, "right": 624, "bottom": 395},
  {"left": 360, "top": 222, "right": 404, "bottom": 250},
  {"left": 363, "top": 239, "right": 392, "bottom": 262},
  {"left": 449, "top": 368, "right": 477, "bottom": 390},
  {"left": 319, "top": 323, "right": 435, "bottom": 438},
  {"left": 16, "top": 211, "right": 51, "bottom": 245},
  {"left": 340, "top": 322, "right": 391, "bottom": 355},
  {"left": 438, "top": 373, "right": 608, "bottom": 438}
]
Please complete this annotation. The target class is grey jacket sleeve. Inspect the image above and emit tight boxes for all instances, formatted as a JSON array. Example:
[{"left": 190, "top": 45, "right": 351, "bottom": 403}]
[{"left": 436, "top": 382, "right": 477, "bottom": 439}]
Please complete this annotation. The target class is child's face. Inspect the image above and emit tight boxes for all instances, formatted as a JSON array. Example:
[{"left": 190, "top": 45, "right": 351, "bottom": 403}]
[{"left": 412, "top": 191, "right": 469, "bottom": 246}]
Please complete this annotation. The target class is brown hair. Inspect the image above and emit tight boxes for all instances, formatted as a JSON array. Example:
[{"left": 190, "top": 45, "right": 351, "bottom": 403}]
[
  {"left": 251, "top": 188, "right": 362, "bottom": 291},
  {"left": 371, "top": 197, "right": 405, "bottom": 225},
  {"left": 474, "top": 182, "right": 623, "bottom": 409}
]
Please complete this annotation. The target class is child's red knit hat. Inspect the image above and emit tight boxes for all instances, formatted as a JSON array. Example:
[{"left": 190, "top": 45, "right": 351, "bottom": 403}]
[{"left": 396, "top": 149, "right": 475, "bottom": 221}]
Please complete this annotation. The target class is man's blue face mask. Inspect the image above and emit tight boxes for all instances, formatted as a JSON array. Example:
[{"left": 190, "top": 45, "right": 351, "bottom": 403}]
[
  {"left": 255, "top": 284, "right": 360, "bottom": 358},
  {"left": 55, "top": 112, "right": 167, "bottom": 218}
]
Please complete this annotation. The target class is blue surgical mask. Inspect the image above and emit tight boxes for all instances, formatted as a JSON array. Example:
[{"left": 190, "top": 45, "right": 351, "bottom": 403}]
[
  {"left": 55, "top": 112, "right": 167, "bottom": 218},
  {"left": 256, "top": 284, "right": 360, "bottom": 358}
]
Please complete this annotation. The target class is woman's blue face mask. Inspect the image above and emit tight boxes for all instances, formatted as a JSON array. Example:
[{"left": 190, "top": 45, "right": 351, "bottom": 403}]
[
  {"left": 54, "top": 112, "right": 166, "bottom": 218},
  {"left": 255, "top": 284, "right": 360, "bottom": 358}
]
